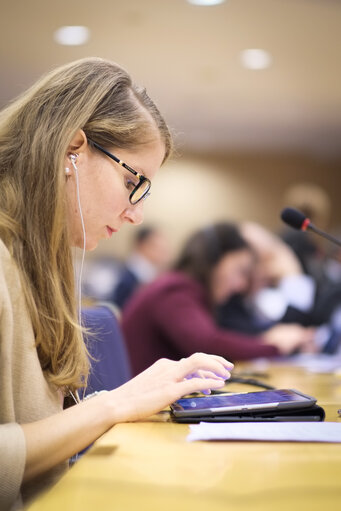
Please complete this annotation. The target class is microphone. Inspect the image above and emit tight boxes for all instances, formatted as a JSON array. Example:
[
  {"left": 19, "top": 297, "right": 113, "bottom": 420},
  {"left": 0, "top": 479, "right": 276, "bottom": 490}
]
[{"left": 281, "top": 207, "right": 341, "bottom": 248}]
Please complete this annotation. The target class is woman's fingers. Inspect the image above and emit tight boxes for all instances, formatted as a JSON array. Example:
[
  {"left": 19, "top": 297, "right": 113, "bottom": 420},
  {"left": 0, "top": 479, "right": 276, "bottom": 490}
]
[
  {"left": 178, "top": 353, "right": 233, "bottom": 381},
  {"left": 181, "top": 362, "right": 232, "bottom": 396},
  {"left": 185, "top": 369, "right": 227, "bottom": 380},
  {"left": 211, "top": 355, "right": 234, "bottom": 371},
  {"left": 178, "top": 376, "right": 226, "bottom": 397}
]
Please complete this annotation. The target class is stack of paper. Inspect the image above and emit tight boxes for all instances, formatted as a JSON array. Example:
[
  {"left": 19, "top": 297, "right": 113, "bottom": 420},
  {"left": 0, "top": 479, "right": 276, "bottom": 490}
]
[{"left": 187, "top": 421, "right": 341, "bottom": 443}]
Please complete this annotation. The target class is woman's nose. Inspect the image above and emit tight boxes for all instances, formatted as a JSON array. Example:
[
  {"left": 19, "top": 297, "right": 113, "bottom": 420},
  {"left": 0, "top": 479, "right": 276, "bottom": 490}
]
[{"left": 122, "top": 201, "right": 144, "bottom": 225}]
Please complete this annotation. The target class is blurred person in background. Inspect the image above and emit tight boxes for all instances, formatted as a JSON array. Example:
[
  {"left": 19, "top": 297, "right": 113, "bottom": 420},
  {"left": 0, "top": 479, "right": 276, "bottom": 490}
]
[
  {"left": 217, "top": 222, "right": 341, "bottom": 355},
  {"left": 217, "top": 222, "right": 317, "bottom": 332},
  {"left": 122, "top": 222, "right": 316, "bottom": 376},
  {"left": 280, "top": 182, "right": 330, "bottom": 281},
  {"left": 323, "top": 231, "right": 341, "bottom": 284},
  {"left": 110, "top": 225, "right": 171, "bottom": 309},
  {"left": 279, "top": 183, "right": 341, "bottom": 330}
]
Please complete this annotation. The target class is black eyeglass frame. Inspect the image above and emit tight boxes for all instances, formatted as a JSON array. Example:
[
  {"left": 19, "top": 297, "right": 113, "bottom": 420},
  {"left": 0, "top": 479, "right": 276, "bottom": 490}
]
[{"left": 88, "top": 139, "right": 151, "bottom": 205}]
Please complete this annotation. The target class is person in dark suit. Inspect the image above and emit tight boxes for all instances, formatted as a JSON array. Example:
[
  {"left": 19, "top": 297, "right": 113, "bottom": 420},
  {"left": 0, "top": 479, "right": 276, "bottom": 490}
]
[{"left": 111, "top": 225, "right": 171, "bottom": 308}]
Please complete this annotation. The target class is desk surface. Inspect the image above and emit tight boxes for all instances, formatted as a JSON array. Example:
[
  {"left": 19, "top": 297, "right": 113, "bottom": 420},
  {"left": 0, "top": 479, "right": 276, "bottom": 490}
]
[{"left": 28, "top": 363, "right": 341, "bottom": 511}]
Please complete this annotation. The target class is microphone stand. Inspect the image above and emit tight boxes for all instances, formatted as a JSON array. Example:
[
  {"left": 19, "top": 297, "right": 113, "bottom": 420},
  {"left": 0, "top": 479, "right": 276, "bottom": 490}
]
[{"left": 307, "top": 224, "right": 341, "bottom": 248}]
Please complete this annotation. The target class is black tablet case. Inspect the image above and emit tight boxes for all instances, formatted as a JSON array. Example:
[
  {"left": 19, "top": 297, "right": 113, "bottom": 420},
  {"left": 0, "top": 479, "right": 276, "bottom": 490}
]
[{"left": 171, "top": 404, "right": 325, "bottom": 423}]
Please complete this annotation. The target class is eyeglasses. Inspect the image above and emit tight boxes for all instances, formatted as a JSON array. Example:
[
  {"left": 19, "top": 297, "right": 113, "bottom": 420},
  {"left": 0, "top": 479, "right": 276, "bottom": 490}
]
[{"left": 88, "top": 139, "right": 151, "bottom": 205}]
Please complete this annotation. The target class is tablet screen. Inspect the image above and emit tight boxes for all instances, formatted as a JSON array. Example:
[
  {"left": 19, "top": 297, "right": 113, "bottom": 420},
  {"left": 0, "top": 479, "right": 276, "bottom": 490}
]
[{"left": 172, "top": 389, "right": 315, "bottom": 415}]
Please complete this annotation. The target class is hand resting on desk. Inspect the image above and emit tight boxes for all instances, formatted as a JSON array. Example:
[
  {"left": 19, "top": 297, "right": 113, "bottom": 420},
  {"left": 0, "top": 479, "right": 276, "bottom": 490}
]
[{"left": 262, "top": 324, "right": 317, "bottom": 355}]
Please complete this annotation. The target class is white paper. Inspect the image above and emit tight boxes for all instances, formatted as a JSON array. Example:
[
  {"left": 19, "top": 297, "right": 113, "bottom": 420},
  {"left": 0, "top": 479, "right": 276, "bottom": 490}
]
[
  {"left": 285, "top": 353, "right": 341, "bottom": 373},
  {"left": 187, "top": 421, "right": 341, "bottom": 443}
]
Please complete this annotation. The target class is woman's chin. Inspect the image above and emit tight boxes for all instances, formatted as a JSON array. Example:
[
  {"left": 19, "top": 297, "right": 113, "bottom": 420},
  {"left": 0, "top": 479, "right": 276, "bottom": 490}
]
[
  {"left": 85, "top": 239, "right": 99, "bottom": 251},
  {"left": 71, "top": 236, "right": 98, "bottom": 252}
]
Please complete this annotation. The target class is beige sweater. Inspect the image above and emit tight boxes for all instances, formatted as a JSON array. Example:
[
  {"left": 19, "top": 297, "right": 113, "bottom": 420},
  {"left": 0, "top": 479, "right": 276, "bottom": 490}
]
[{"left": 0, "top": 239, "right": 67, "bottom": 510}]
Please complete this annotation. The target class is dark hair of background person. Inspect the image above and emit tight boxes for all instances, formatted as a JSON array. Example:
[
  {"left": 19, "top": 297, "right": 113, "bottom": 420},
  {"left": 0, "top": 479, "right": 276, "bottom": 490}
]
[{"left": 174, "top": 222, "right": 251, "bottom": 294}]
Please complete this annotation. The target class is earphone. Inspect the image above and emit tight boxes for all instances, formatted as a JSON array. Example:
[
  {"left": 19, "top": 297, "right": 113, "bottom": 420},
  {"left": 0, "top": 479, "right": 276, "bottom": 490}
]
[
  {"left": 65, "top": 153, "right": 79, "bottom": 175},
  {"left": 64, "top": 151, "right": 87, "bottom": 410},
  {"left": 65, "top": 152, "right": 86, "bottom": 343}
]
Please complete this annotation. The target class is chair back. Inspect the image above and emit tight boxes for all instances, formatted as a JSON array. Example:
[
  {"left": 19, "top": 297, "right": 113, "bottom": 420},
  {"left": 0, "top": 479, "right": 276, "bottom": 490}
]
[{"left": 82, "top": 305, "right": 132, "bottom": 395}]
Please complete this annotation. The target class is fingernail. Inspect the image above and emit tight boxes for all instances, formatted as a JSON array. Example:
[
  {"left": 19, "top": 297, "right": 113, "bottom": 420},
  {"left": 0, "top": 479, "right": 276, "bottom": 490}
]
[
  {"left": 215, "top": 372, "right": 230, "bottom": 379},
  {"left": 215, "top": 379, "right": 225, "bottom": 387}
]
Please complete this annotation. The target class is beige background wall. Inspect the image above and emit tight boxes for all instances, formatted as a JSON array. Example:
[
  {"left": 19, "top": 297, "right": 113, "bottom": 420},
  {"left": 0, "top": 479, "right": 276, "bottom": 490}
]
[{"left": 88, "top": 151, "right": 341, "bottom": 262}]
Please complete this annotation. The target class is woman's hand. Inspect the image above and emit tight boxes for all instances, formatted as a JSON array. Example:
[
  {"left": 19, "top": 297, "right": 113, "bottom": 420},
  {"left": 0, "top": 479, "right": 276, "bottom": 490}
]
[
  {"left": 107, "top": 353, "right": 234, "bottom": 423},
  {"left": 262, "top": 324, "right": 317, "bottom": 355},
  {"left": 21, "top": 353, "right": 233, "bottom": 482}
]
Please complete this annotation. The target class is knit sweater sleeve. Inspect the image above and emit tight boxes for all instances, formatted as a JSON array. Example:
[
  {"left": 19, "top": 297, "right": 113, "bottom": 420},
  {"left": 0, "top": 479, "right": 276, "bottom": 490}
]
[
  {"left": 152, "top": 277, "right": 279, "bottom": 361},
  {"left": 0, "top": 239, "right": 66, "bottom": 509},
  {"left": 0, "top": 244, "right": 26, "bottom": 510},
  {"left": 0, "top": 424, "right": 26, "bottom": 510}
]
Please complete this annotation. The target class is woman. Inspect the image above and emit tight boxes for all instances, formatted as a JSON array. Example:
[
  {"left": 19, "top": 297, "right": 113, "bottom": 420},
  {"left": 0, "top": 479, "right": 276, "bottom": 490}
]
[
  {"left": 122, "top": 223, "right": 315, "bottom": 376},
  {"left": 0, "top": 58, "right": 233, "bottom": 510}
]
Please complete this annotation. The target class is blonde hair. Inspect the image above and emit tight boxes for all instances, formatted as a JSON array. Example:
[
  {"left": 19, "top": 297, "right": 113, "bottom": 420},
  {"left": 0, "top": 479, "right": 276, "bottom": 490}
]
[{"left": 0, "top": 57, "right": 172, "bottom": 392}]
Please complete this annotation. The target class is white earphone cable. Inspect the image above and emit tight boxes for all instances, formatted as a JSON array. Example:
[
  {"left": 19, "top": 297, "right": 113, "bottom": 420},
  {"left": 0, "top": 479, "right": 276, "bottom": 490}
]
[
  {"left": 70, "top": 155, "right": 86, "bottom": 329},
  {"left": 67, "top": 155, "right": 86, "bottom": 412}
]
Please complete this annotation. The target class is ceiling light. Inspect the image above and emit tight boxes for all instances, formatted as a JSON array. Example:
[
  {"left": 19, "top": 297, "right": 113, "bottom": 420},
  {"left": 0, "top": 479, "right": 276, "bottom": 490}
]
[
  {"left": 54, "top": 26, "right": 90, "bottom": 46},
  {"left": 240, "top": 49, "right": 272, "bottom": 70},
  {"left": 187, "top": 0, "right": 226, "bottom": 6}
]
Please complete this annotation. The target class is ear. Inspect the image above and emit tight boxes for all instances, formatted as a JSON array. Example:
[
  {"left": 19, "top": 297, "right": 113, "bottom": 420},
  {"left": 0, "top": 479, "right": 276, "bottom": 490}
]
[{"left": 67, "top": 129, "right": 88, "bottom": 155}]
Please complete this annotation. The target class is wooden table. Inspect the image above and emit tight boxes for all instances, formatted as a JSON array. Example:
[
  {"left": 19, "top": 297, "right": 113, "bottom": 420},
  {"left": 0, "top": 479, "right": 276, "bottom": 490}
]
[{"left": 28, "top": 362, "right": 341, "bottom": 511}]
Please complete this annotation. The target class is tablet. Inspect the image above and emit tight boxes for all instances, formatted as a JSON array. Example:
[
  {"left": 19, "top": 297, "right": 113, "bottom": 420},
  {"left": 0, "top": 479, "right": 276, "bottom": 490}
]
[{"left": 170, "top": 389, "right": 316, "bottom": 417}]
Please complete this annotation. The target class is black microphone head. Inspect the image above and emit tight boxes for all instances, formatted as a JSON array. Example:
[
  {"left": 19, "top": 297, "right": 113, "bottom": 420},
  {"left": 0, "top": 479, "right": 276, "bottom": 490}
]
[{"left": 281, "top": 207, "right": 307, "bottom": 230}]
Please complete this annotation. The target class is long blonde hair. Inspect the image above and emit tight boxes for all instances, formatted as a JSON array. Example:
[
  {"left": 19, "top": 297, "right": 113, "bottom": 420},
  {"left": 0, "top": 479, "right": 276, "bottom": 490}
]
[{"left": 0, "top": 57, "right": 172, "bottom": 391}]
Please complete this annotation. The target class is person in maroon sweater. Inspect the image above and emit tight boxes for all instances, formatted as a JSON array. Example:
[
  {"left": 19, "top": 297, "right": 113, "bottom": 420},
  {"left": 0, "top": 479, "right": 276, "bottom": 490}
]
[{"left": 122, "top": 223, "right": 316, "bottom": 376}]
